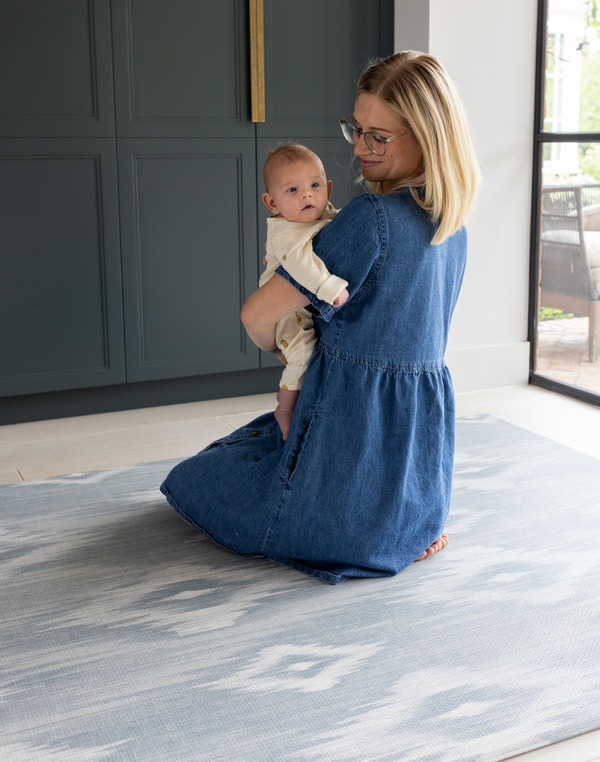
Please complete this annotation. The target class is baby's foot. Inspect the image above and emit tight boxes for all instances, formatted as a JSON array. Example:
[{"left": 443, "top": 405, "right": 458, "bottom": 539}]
[
  {"left": 275, "top": 388, "right": 300, "bottom": 441},
  {"left": 415, "top": 534, "right": 448, "bottom": 561},
  {"left": 274, "top": 405, "right": 294, "bottom": 441}
]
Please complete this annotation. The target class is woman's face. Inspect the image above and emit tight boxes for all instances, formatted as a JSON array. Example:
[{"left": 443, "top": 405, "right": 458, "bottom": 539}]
[{"left": 352, "top": 93, "right": 423, "bottom": 193}]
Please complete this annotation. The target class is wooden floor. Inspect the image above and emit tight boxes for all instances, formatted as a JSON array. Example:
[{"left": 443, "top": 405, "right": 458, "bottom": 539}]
[{"left": 1, "top": 383, "right": 599, "bottom": 761}]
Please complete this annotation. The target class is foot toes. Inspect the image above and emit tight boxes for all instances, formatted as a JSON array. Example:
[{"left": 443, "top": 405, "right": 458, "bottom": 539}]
[{"left": 414, "top": 534, "right": 449, "bottom": 562}]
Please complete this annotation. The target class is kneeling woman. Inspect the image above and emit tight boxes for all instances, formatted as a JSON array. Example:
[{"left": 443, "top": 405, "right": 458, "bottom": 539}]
[{"left": 160, "top": 51, "right": 480, "bottom": 584}]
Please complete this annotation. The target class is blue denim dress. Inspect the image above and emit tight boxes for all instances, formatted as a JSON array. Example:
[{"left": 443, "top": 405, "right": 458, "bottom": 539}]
[{"left": 161, "top": 190, "right": 467, "bottom": 583}]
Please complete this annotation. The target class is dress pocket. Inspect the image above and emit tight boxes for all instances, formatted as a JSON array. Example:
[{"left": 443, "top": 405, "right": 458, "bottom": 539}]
[{"left": 202, "top": 417, "right": 279, "bottom": 452}]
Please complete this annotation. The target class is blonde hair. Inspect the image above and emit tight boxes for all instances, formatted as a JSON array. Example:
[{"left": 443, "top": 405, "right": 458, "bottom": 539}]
[
  {"left": 357, "top": 51, "right": 480, "bottom": 245},
  {"left": 263, "top": 143, "right": 325, "bottom": 193}
]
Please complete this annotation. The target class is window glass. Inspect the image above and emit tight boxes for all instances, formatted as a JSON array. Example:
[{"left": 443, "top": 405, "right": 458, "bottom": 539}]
[
  {"left": 544, "top": 0, "right": 600, "bottom": 133},
  {"left": 535, "top": 142, "right": 600, "bottom": 391}
]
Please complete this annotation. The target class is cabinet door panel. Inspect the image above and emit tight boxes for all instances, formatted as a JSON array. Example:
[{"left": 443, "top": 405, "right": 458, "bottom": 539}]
[
  {"left": 0, "top": 139, "right": 125, "bottom": 396},
  {"left": 0, "top": 0, "right": 115, "bottom": 137},
  {"left": 112, "top": 0, "right": 253, "bottom": 138},
  {"left": 257, "top": 137, "right": 365, "bottom": 368},
  {"left": 118, "top": 139, "right": 259, "bottom": 382},
  {"left": 258, "top": 0, "right": 384, "bottom": 139}
]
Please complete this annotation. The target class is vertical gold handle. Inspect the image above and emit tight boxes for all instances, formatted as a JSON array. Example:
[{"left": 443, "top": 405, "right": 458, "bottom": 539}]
[{"left": 249, "top": 0, "right": 265, "bottom": 122}]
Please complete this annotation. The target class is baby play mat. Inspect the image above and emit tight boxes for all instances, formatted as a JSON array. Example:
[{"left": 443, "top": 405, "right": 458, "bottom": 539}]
[{"left": 1, "top": 415, "right": 600, "bottom": 761}]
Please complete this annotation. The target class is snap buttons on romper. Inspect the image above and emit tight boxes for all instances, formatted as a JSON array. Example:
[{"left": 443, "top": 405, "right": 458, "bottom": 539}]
[{"left": 250, "top": 430, "right": 260, "bottom": 437}]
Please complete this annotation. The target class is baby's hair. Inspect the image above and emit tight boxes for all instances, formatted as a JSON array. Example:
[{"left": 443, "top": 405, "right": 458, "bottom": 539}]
[{"left": 263, "top": 143, "right": 326, "bottom": 192}]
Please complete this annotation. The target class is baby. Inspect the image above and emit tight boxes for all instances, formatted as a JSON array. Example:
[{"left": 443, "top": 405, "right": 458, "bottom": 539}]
[{"left": 259, "top": 144, "right": 349, "bottom": 440}]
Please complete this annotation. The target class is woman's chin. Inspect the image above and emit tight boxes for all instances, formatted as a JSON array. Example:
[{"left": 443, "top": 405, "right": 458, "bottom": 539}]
[{"left": 360, "top": 168, "right": 381, "bottom": 184}]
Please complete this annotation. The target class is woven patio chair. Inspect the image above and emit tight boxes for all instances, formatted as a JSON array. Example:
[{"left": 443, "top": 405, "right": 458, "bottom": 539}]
[{"left": 540, "top": 185, "right": 600, "bottom": 362}]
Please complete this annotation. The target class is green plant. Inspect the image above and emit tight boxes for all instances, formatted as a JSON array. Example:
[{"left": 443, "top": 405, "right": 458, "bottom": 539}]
[
  {"left": 580, "top": 143, "right": 600, "bottom": 179},
  {"left": 584, "top": 0, "right": 600, "bottom": 32},
  {"left": 539, "top": 307, "right": 575, "bottom": 321},
  {"left": 579, "top": 47, "right": 600, "bottom": 134}
]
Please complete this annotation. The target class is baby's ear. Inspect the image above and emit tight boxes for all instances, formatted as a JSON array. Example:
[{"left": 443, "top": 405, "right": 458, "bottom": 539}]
[
  {"left": 326, "top": 180, "right": 333, "bottom": 201},
  {"left": 262, "top": 192, "right": 278, "bottom": 214}
]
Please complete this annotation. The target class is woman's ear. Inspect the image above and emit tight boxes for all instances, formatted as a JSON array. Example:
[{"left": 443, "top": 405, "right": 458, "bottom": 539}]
[
  {"left": 326, "top": 180, "right": 333, "bottom": 201},
  {"left": 262, "top": 192, "right": 279, "bottom": 214}
]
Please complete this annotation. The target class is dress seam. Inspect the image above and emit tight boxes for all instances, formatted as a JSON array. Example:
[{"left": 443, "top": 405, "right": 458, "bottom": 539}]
[
  {"left": 316, "top": 343, "right": 445, "bottom": 373},
  {"left": 351, "top": 196, "right": 387, "bottom": 301}
]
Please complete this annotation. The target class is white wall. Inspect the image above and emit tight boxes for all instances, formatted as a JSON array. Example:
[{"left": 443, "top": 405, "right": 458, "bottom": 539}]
[{"left": 396, "top": 0, "right": 538, "bottom": 392}]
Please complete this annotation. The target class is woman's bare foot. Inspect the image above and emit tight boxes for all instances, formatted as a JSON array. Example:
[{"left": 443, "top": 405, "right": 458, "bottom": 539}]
[{"left": 415, "top": 534, "right": 448, "bottom": 561}]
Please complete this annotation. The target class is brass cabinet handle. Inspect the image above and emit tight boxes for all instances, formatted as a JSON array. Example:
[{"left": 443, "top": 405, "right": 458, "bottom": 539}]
[{"left": 249, "top": 0, "right": 265, "bottom": 122}]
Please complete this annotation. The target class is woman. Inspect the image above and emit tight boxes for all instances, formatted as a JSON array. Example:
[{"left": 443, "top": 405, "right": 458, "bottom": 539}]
[{"left": 160, "top": 52, "right": 480, "bottom": 584}]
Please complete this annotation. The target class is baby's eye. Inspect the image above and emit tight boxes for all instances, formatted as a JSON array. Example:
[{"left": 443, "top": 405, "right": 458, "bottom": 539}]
[
  {"left": 286, "top": 187, "right": 297, "bottom": 193},
  {"left": 311, "top": 182, "right": 320, "bottom": 188}
]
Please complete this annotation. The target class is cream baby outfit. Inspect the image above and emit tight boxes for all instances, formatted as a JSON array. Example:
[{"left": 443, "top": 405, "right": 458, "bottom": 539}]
[{"left": 259, "top": 202, "right": 348, "bottom": 390}]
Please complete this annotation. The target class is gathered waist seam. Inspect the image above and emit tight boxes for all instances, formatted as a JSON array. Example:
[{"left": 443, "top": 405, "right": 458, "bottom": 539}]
[{"left": 316, "top": 343, "right": 445, "bottom": 373}]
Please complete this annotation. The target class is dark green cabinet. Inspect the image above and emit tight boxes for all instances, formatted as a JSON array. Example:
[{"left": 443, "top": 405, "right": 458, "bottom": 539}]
[
  {"left": 0, "top": 138, "right": 125, "bottom": 396},
  {"left": 0, "top": 0, "right": 392, "bottom": 402},
  {"left": 111, "top": 0, "right": 253, "bottom": 139},
  {"left": 259, "top": 0, "right": 383, "bottom": 139},
  {"left": 118, "top": 139, "right": 259, "bottom": 381},
  {"left": 0, "top": 0, "right": 115, "bottom": 138}
]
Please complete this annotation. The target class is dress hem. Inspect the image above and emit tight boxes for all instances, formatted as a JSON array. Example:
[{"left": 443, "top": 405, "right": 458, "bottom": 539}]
[{"left": 160, "top": 483, "right": 344, "bottom": 584}]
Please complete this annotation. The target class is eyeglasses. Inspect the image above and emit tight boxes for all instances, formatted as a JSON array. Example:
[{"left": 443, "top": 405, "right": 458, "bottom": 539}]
[{"left": 339, "top": 115, "right": 405, "bottom": 156}]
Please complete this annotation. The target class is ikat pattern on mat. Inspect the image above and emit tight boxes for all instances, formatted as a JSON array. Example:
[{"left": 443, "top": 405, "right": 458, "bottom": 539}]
[{"left": 1, "top": 416, "right": 600, "bottom": 761}]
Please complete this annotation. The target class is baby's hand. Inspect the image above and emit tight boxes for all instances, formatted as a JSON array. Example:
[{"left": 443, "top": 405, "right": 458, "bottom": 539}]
[
  {"left": 333, "top": 288, "right": 349, "bottom": 308},
  {"left": 263, "top": 257, "right": 267, "bottom": 266}
]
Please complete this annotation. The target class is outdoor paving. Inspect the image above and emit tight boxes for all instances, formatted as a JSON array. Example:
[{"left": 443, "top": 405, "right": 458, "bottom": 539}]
[{"left": 536, "top": 316, "right": 600, "bottom": 394}]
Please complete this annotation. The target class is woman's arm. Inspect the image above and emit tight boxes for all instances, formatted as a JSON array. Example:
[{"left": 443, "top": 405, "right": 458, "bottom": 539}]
[{"left": 240, "top": 273, "right": 310, "bottom": 352}]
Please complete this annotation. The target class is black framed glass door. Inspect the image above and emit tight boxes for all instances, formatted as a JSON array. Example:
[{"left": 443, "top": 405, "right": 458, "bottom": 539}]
[{"left": 530, "top": 0, "right": 600, "bottom": 405}]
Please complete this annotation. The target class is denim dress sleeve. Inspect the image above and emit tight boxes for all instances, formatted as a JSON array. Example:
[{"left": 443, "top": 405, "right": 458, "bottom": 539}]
[{"left": 275, "top": 195, "right": 384, "bottom": 321}]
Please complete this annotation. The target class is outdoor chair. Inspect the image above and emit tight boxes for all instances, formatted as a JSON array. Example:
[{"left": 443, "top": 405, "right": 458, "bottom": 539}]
[{"left": 540, "top": 185, "right": 600, "bottom": 362}]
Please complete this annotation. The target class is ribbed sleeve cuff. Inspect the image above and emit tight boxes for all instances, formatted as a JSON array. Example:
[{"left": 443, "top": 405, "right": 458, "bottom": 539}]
[{"left": 315, "top": 274, "right": 348, "bottom": 305}]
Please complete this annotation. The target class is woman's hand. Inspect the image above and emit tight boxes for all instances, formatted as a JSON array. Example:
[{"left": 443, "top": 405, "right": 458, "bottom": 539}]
[{"left": 240, "top": 274, "right": 310, "bottom": 352}]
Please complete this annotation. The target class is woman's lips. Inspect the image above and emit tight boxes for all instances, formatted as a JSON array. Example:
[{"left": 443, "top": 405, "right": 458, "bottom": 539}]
[{"left": 360, "top": 158, "right": 381, "bottom": 167}]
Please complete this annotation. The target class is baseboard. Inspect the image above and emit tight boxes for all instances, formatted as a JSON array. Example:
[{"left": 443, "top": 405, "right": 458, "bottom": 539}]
[
  {"left": 445, "top": 342, "right": 530, "bottom": 393},
  {"left": 0, "top": 367, "right": 282, "bottom": 426}
]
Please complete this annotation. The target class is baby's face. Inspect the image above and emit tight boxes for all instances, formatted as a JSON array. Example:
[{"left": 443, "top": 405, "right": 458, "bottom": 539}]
[{"left": 263, "top": 160, "right": 331, "bottom": 223}]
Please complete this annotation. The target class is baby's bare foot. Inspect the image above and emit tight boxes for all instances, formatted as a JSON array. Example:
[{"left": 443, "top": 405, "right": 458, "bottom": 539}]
[
  {"left": 275, "top": 388, "right": 300, "bottom": 441},
  {"left": 415, "top": 534, "right": 448, "bottom": 562}
]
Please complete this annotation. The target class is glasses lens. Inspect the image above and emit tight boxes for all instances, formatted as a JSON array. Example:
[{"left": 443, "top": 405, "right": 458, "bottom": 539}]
[
  {"left": 365, "top": 133, "right": 386, "bottom": 156},
  {"left": 340, "top": 119, "right": 357, "bottom": 145}
]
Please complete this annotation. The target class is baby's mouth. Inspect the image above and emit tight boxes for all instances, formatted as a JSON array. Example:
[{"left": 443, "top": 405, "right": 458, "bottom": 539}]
[{"left": 302, "top": 204, "right": 314, "bottom": 211}]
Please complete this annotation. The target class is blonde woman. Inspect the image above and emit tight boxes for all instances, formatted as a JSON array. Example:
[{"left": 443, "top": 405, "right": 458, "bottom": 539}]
[{"left": 161, "top": 52, "right": 481, "bottom": 584}]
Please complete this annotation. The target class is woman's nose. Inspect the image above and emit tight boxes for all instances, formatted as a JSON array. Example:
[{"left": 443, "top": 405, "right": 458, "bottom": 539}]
[{"left": 353, "top": 133, "right": 370, "bottom": 156}]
